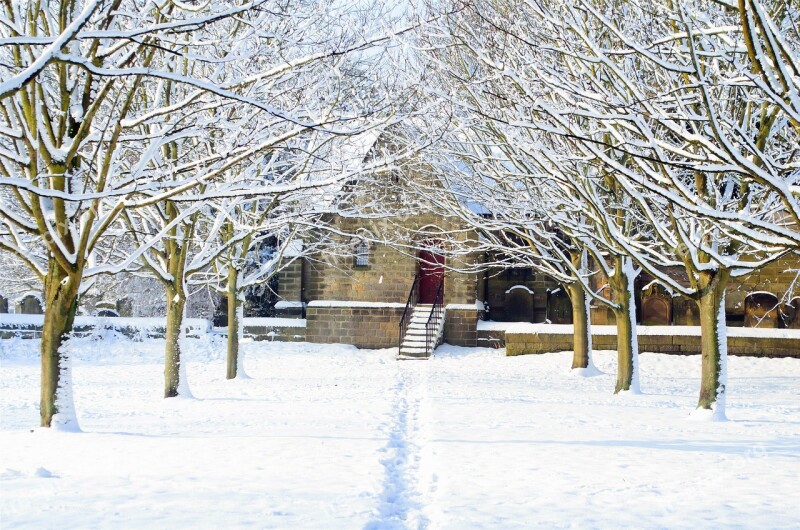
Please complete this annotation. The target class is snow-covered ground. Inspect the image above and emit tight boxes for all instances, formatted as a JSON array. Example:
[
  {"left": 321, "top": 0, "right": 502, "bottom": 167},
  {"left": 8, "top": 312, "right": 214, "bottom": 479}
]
[{"left": 1, "top": 337, "right": 799, "bottom": 529}]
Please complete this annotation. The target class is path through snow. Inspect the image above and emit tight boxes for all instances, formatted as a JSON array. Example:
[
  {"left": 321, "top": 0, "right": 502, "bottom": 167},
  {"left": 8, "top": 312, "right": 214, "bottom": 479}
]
[{"left": 367, "top": 361, "right": 431, "bottom": 529}]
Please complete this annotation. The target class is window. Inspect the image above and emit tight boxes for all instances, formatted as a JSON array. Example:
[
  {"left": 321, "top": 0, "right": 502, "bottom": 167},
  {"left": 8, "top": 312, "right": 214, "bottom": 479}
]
[{"left": 355, "top": 240, "right": 370, "bottom": 267}]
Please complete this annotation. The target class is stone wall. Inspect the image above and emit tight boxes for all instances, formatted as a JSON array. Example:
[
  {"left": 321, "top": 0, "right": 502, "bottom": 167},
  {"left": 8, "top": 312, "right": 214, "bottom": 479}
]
[
  {"left": 506, "top": 328, "right": 800, "bottom": 357},
  {"left": 303, "top": 242, "right": 418, "bottom": 304},
  {"left": 292, "top": 212, "right": 482, "bottom": 347},
  {"left": 514, "top": 254, "right": 799, "bottom": 328},
  {"left": 276, "top": 260, "right": 303, "bottom": 305},
  {"left": 305, "top": 305, "right": 406, "bottom": 349},
  {"left": 243, "top": 323, "right": 306, "bottom": 342},
  {"left": 477, "top": 328, "right": 504, "bottom": 348},
  {"left": 0, "top": 317, "right": 211, "bottom": 340}
]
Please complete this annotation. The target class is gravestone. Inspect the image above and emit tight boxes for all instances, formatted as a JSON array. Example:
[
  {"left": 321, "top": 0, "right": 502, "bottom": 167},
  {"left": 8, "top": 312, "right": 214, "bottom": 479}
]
[
  {"left": 547, "top": 288, "right": 573, "bottom": 325},
  {"left": 641, "top": 284, "right": 672, "bottom": 325},
  {"left": 18, "top": 295, "right": 43, "bottom": 315},
  {"left": 116, "top": 297, "right": 133, "bottom": 318},
  {"left": 505, "top": 285, "right": 534, "bottom": 322},
  {"left": 744, "top": 292, "right": 779, "bottom": 328},
  {"left": 780, "top": 297, "right": 800, "bottom": 330},
  {"left": 672, "top": 296, "right": 700, "bottom": 326},
  {"left": 0, "top": 295, "right": 7, "bottom": 313},
  {"left": 212, "top": 296, "right": 228, "bottom": 327}
]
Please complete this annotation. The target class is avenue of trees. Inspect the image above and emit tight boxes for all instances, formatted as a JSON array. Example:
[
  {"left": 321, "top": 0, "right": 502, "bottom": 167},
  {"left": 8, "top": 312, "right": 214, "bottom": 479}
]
[
  {"left": 408, "top": 0, "right": 799, "bottom": 417},
  {"left": 1, "top": 0, "right": 798, "bottom": 426}
]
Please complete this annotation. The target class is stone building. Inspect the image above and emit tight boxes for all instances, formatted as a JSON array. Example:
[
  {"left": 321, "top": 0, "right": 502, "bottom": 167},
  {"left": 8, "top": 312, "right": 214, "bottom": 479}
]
[
  {"left": 275, "top": 238, "right": 798, "bottom": 354},
  {"left": 272, "top": 140, "right": 799, "bottom": 354},
  {"left": 276, "top": 210, "right": 485, "bottom": 355}
]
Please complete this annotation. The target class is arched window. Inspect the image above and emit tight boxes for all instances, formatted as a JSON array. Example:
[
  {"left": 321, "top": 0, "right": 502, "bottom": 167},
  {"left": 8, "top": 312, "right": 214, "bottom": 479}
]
[{"left": 355, "top": 240, "right": 370, "bottom": 267}]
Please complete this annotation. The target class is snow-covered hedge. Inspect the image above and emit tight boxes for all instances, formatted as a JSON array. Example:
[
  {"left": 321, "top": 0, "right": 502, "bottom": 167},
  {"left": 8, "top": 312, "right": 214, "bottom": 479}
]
[{"left": 0, "top": 315, "right": 212, "bottom": 341}]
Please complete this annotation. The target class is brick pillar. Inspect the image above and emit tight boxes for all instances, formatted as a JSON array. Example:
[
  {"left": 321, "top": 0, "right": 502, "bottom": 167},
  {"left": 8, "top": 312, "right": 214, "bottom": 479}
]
[{"left": 276, "top": 259, "right": 304, "bottom": 317}]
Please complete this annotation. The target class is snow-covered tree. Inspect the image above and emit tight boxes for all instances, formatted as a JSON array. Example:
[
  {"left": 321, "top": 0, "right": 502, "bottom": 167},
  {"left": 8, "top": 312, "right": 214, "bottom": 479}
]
[
  {"left": 0, "top": 0, "right": 411, "bottom": 423},
  {"left": 198, "top": 161, "right": 341, "bottom": 381},
  {"left": 526, "top": 0, "right": 796, "bottom": 416},
  {"left": 417, "top": 0, "right": 798, "bottom": 415},
  {"left": 0, "top": 0, "right": 267, "bottom": 425}
]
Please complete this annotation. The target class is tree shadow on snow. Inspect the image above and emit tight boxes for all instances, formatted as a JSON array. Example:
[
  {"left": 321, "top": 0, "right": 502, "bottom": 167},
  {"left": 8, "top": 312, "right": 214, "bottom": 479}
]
[{"left": 427, "top": 437, "right": 800, "bottom": 457}]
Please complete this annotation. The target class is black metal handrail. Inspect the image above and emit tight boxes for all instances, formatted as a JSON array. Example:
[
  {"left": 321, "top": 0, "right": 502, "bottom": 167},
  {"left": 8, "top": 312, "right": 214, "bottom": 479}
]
[
  {"left": 425, "top": 279, "right": 445, "bottom": 358},
  {"left": 398, "top": 273, "right": 419, "bottom": 355}
]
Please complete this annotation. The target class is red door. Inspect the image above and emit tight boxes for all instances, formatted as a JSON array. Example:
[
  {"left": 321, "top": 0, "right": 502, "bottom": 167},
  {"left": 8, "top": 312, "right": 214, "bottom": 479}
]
[{"left": 419, "top": 250, "right": 445, "bottom": 304}]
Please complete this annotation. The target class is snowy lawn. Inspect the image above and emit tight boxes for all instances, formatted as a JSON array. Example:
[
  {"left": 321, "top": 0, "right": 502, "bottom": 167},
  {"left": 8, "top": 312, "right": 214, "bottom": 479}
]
[{"left": 1, "top": 337, "right": 799, "bottom": 529}]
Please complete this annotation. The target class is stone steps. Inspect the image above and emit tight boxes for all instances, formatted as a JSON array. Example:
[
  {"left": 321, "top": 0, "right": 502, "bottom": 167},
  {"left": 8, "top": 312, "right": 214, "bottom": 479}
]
[{"left": 398, "top": 306, "right": 445, "bottom": 359}]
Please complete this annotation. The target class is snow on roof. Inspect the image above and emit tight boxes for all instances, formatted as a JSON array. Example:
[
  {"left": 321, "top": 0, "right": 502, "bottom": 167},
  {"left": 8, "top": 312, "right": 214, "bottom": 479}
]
[
  {"left": 283, "top": 239, "right": 304, "bottom": 258},
  {"left": 306, "top": 127, "right": 383, "bottom": 209}
]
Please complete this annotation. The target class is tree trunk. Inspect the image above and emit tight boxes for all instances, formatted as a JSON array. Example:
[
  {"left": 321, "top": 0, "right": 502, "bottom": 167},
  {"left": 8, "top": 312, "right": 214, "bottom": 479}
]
[
  {"left": 164, "top": 285, "right": 186, "bottom": 398},
  {"left": 696, "top": 271, "right": 730, "bottom": 416},
  {"left": 40, "top": 260, "right": 81, "bottom": 428},
  {"left": 610, "top": 256, "right": 640, "bottom": 394},
  {"left": 567, "top": 282, "right": 592, "bottom": 369},
  {"left": 226, "top": 268, "right": 240, "bottom": 380}
]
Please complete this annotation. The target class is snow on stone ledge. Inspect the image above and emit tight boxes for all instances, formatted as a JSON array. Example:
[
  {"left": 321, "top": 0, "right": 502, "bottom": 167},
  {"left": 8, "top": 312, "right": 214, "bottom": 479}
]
[
  {"left": 243, "top": 317, "right": 306, "bottom": 328},
  {"left": 445, "top": 300, "right": 485, "bottom": 311},
  {"left": 274, "top": 301, "right": 304, "bottom": 309},
  {"left": 477, "top": 320, "right": 518, "bottom": 331},
  {"left": 0, "top": 314, "right": 43, "bottom": 327},
  {"left": 307, "top": 301, "right": 406, "bottom": 309}
]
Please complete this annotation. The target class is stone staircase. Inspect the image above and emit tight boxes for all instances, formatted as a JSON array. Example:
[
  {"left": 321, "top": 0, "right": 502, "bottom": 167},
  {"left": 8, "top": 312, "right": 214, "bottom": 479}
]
[{"left": 398, "top": 304, "right": 446, "bottom": 359}]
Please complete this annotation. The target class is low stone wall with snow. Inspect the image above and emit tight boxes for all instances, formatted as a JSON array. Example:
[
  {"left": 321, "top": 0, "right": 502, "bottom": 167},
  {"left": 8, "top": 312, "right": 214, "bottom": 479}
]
[
  {"left": 0, "top": 315, "right": 308, "bottom": 342},
  {"left": 240, "top": 318, "right": 306, "bottom": 342},
  {"left": 477, "top": 320, "right": 512, "bottom": 348},
  {"left": 0, "top": 315, "right": 211, "bottom": 340},
  {"left": 504, "top": 324, "right": 800, "bottom": 357}
]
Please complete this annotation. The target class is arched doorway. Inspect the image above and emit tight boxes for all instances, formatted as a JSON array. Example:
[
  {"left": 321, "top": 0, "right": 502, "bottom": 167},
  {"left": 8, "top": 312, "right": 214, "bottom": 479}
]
[{"left": 418, "top": 250, "right": 444, "bottom": 304}]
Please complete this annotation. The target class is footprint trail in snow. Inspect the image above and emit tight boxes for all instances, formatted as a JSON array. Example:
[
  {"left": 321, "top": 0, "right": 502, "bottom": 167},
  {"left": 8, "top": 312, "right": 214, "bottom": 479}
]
[{"left": 366, "top": 361, "right": 435, "bottom": 530}]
